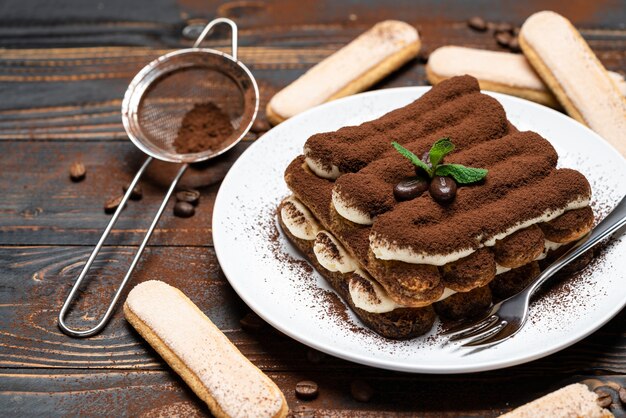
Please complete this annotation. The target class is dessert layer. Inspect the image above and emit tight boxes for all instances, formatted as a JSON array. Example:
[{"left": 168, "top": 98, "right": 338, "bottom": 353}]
[
  {"left": 369, "top": 171, "right": 589, "bottom": 265},
  {"left": 304, "top": 76, "right": 509, "bottom": 179},
  {"left": 333, "top": 130, "right": 558, "bottom": 225},
  {"left": 278, "top": 196, "right": 588, "bottom": 340},
  {"left": 285, "top": 76, "right": 593, "bottom": 306},
  {"left": 277, "top": 201, "right": 437, "bottom": 339},
  {"left": 286, "top": 151, "right": 591, "bottom": 306}
]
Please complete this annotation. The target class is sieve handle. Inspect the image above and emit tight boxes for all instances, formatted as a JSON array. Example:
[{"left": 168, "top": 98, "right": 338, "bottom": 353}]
[
  {"left": 193, "top": 18, "right": 238, "bottom": 61},
  {"left": 58, "top": 160, "right": 189, "bottom": 337}
]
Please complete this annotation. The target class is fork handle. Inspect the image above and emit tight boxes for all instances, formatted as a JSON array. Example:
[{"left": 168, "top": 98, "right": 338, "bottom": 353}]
[{"left": 526, "top": 195, "right": 626, "bottom": 297}]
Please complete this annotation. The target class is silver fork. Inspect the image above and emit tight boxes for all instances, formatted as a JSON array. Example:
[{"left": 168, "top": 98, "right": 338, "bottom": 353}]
[{"left": 444, "top": 194, "right": 626, "bottom": 348}]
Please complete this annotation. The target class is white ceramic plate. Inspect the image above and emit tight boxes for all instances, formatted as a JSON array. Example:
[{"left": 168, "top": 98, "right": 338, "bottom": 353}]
[{"left": 213, "top": 87, "right": 626, "bottom": 374}]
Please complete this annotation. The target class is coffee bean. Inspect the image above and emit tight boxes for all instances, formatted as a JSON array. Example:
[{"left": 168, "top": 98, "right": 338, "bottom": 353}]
[
  {"left": 173, "top": 201, "right": 195, "bottom": 218},
  {"left": 508, "top": 36, "right": 521, "bottom": 53},
  {"left": 292, "top": 406, "right": 315, "bottom": 418},
  {"left": 295, "top": 380, "right": 319, "bottom": 400},
  {"left": 429, "top": 176, "right": 457, "bottom": 204},
  {"left": 467, "top": 16, "right": 487, "bottom": 32},
  {"left": 104, "top": 196, "right": 123, "bottom": 214},
  {"left": 176, "top": 189, "right": 200, "bottom": 206},
  {"left": 495, "top": 31, "right": 513, "bottom": 47},
  {"left": 619, "top": 386, "right": 626, "bottom": 404},
  {"left": 251, "top": 117, "right": 270, "bottom": 133},
  {"left": 239, "top": 312, "right": 266, "bottom": 331},
  {"left": 306, "top": 348, "right": 326, "bottom": 364},
  {"left": 123, "top": 183, "right": 143, "bottom": 200},
  {"left": 494, "top": 22, "right": 514, "bottom": 34},
  {"left": 595, "top": 389, "right": 612, "bottom": 408},
  {"left": 394, "top": 177, "right": 429, "bottom": 201},
  {"left": 69, "top": 162, "right": 86, "bottom": 182},
  {"left": 350, "top": 379, "right": 374, "bottom": 402}
]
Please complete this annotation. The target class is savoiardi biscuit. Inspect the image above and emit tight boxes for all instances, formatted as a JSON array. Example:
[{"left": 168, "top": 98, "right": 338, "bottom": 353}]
[
  {"left": 426, "top": 45, "right": 626, "bottom": 109},
  {"left": 520, "top": 11, "right": 626, "bottom": 155},
  {"left": 266, "top": 20, "right": 420, "bottom": 125},
  {"left": 124, "top": 280, "right": 288, "bottom": 418}
]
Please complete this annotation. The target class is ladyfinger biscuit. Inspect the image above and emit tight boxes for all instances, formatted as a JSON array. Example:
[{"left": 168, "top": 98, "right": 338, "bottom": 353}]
[
  {"left": 266, "top": 20, "right": 420, "bottom": 125},
  {"left": 124, "top": 281, "right": 288, "bottom": 418},
  {"left": 499, "top": 383, "right": 613, "bottom": 417},
  {"left": 426, "top": 46, "right": 626, "bottom": 109},
  {"left": 520, "top": 11, "right": 626, "bottom": 155}
]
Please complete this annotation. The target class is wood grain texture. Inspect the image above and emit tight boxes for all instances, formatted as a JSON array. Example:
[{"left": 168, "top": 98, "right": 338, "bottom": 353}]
[
  {"left": 2, "top": 370, "right": 626, "bottom": 417},
  {"left": 1, "top": 0, "right": 625, "bottom": 416},
  {"left": 1, "top": 245, "right": 625, "bottom": 374},
  {"left": 0, "top": 141, "right": 252, "bottom": 246}
]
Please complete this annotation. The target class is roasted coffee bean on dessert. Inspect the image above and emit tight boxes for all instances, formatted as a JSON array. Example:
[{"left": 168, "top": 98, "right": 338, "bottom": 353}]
[
  {"left": 69, "top": 161, "right": 86, "bottom": 182},
  {"left": 394, "top": 176, "right": 429, "bottom": 201},
  {"left": 595, "top": 389, "right": 612, "bottom": 408},
  {"left": 104, "top": 195, "right": 123, "bottom": 214},
  {"left": 173, "top": 201, "right": 195, "bottom": 218},
  {"left": 468, "top": 16, "right": 487, "bottom": 31},
  {"left": 429, "top": 175, "right": 457, "bottom": 203},
  {"left": 295, "top": 380, "right": 319, "bottom": 400},
  {"left": 239, "top": 312, "right": 266, "bottom": 331},
  {"left": 176, "top": 189, "right": 200, "bottom": 206},
  {"left": 123, "top": 183, "right": 143, "bottom": 200},
  {"left": 350, "top": 380, "right": 374, "bottom": 402}
]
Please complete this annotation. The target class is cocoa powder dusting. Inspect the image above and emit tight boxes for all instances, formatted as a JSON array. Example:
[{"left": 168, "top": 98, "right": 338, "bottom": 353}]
[{"left": 173, "top": 102, "right": 234, "bottom": 154}]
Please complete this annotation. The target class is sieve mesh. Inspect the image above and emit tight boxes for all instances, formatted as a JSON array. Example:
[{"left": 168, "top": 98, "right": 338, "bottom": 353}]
[{"left": 123, "top": 49, "right": 258, "bottom": 163}]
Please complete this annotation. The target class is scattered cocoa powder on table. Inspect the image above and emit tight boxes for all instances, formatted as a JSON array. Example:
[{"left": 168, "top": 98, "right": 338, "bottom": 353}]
[{"left": 173, "top": 102, "right": 234, "bottom": 154}]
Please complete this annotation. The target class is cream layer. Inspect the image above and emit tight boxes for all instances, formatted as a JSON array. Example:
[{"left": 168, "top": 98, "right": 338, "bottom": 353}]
[
  {"left": 371, "top": 197, "right": 589, "bottom": 265},
  {"left": 279, "top": 197, "right": 457, "bottom": 313},
  {"left": 332, "top": 189, "right": 374, "bottom": 225},
  {"left": 280, "top": 196, "right": 321, "bottom": 240}
]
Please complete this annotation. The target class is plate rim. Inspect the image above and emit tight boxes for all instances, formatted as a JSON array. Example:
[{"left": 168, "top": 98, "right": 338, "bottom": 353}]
[{"left": 213, "top": 86, "right": 626, "bottom": 374}]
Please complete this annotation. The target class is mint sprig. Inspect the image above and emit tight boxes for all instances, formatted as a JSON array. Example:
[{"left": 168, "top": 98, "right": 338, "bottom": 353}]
[
  {"left": 428, "top": 137, "right": 454, "bottom": 167},
  {"left": 391, "top": 142, "right": 432, "bottom": 177},
  {"left": 391, "top": 138, "right": 488, "bottom": 184},
  {"left": 435, "top": 164, "right": 488, "bottom": 184}
]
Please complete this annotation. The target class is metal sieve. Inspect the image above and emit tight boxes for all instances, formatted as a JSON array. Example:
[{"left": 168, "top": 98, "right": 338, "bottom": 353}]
[{"left": 58, "top": 18, "right": 259, "bottom": 337}]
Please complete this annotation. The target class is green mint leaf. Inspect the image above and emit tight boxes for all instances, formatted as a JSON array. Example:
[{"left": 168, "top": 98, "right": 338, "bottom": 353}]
[
  {"left": 435, "top": 164, "right": 488, "bottom": 184},
  {"left": 428, "top": 137, "right": 454, "bottom": 167},
  {"left": 391, "top": 142, "right": 432, "bottom": 177}
]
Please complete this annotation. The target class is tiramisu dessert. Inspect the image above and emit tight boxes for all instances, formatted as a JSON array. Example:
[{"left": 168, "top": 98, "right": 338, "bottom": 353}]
[{"left": 278, "top": 75, "right": 594, "bottom": 339}]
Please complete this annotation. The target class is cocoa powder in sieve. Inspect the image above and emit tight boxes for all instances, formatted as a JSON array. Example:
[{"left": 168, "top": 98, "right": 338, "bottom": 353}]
[{"left": 173, "top": 102, "right": 234, "bottom": 154}]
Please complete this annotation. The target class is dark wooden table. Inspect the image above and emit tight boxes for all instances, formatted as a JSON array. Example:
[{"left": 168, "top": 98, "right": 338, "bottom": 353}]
[{"left": 1, "top": 1, "right": 625, "bottom": 416}]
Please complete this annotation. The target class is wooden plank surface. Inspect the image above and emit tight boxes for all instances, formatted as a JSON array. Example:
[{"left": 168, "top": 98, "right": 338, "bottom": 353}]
[{"left": 1, "top": 0, "right": 625, "bottom": 416}]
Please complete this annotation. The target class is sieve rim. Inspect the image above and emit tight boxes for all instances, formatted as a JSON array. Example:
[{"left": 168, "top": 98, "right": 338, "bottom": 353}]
[{"left": 121, "top": 47, "right": 259, "bottom": 164}]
